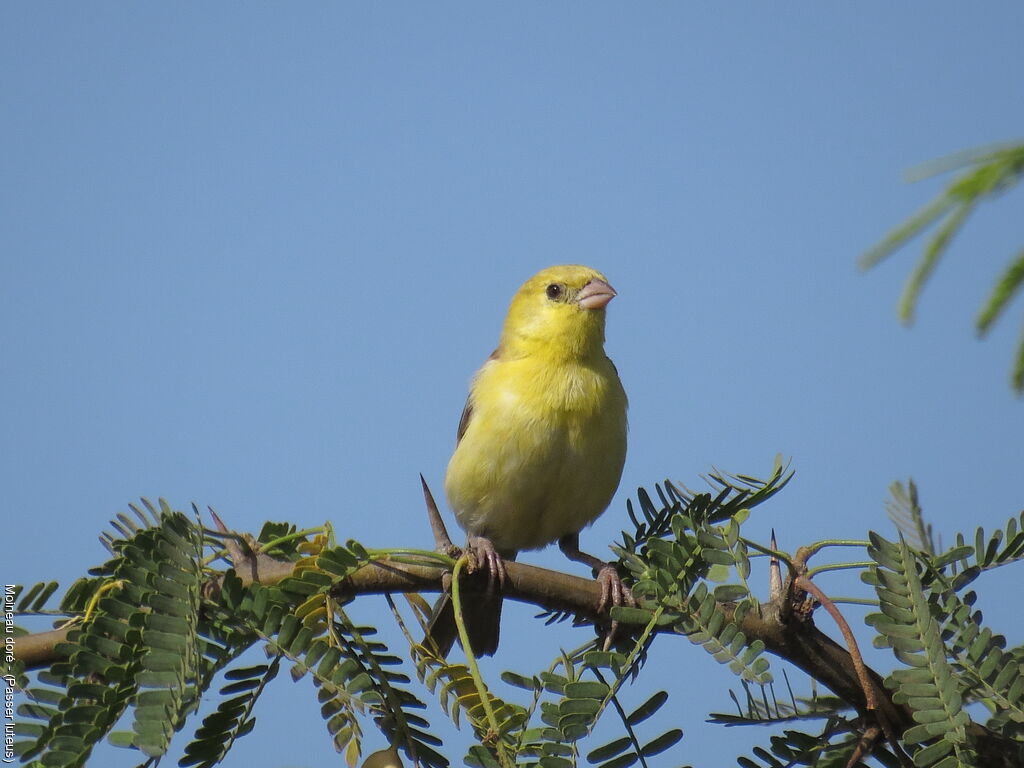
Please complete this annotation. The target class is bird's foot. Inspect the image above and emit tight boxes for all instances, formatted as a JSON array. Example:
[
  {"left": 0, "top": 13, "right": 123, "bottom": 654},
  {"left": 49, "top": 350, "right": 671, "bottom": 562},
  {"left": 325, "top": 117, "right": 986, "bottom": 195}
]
[
  {"left": 467, "top": 535, "right": 507, "bottom": 590},
  {"left": 596, "top": 564, "right": 635, "bottom": 613},
  {"left": 596, "top": 564, "right": 635, "bottom": 651}
]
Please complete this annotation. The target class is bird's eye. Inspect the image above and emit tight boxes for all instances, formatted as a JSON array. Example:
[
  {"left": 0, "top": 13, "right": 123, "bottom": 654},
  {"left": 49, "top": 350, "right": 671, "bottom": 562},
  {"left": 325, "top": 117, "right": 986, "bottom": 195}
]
[{"left": 545, "top": 284, "right": 564, "bottom": 300}]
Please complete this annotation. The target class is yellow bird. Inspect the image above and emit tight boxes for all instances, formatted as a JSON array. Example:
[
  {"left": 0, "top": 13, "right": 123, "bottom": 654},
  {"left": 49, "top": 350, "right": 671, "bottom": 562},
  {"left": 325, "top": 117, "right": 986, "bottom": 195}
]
[{"left": 429, "top": 265, "right": 629, "bottom": 656}]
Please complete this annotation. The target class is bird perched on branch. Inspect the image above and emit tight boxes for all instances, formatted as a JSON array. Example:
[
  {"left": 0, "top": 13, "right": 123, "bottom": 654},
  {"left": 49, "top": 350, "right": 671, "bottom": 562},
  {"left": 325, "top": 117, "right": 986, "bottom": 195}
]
[{"left": 428, "top": 264, "right": 630, "bottom": 657}]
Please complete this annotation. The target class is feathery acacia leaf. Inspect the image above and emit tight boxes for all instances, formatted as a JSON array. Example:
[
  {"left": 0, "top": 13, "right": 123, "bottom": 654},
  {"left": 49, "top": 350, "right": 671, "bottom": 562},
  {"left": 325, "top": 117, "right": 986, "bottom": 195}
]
[
  {"left": 867, "top": 533, "right": 978, "bottom": 767},
  {"left": 10, "top": 461, "right": 1023, "bottom": 767},
  {"left": 862, "top": 139, "right": 1024, "bottom": 393}
]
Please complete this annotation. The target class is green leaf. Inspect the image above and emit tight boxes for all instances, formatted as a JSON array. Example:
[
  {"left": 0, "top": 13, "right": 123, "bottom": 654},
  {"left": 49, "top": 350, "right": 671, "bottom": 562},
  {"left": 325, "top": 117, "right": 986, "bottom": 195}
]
[
  {"left": 911, "top": 738, "right": 952, "bottom": 766},
  {"left": 107, "top": 731, "right": 135, "bottom": 748},
  {"left": 564, "top": 681, "right": 610, "bottom": 700},
  {"left": 639, "top": 728, "right": 683, "bottom": 756},
  {"left": 625, "top": 690, "right": 668, "bottom": 726},
  {"left": 587, "top": 736, "right": 631, "bottom": 762},
  {"left": 864, "top": 141, "right": 1024, "bottom": 392},
  {"left": 608, "top": 606, "right": 654, "bottom": 625},
  {"left": 713, "top": 585, "right": 749, "bottom": 602},
  {"left": 702, "top": 549, "right": 734, "bottom": 566},
  {"left": 978, "top": 250, "right": 1024, "bottom": 333},
  {"left": 559, "top": 698, "right": 601, "bottom": 717},
  {"left": 500, "top": 671, "right": 539, "bottom": 691},
  {"left": 539, "top": 756, "right": 573, "bottom": 768},
  {"left": 594, "top": 753, "right": 639, "bottom": 768},
  {"left": 706, "top": 564, "right": 731, "bottom": 583}
]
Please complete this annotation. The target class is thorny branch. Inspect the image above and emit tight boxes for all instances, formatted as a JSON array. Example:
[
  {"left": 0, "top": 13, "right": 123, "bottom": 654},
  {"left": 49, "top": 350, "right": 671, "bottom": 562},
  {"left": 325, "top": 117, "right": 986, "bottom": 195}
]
[{"left": 9, "top": 502, "right": 1020, "bottom": 768}]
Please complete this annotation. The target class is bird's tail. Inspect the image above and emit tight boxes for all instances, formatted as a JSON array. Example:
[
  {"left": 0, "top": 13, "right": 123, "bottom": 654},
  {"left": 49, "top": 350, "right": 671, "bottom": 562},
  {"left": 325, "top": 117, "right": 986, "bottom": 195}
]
[{"left": 424, "top": 590, "right": 503, "bottom": 658}]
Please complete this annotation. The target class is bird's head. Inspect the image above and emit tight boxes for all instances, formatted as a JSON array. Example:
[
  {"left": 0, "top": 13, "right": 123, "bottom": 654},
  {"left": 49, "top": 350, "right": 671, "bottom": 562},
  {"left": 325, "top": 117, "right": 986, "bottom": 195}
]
[{"left": 499, "top": 265, "right": 617, "bottom": 361}]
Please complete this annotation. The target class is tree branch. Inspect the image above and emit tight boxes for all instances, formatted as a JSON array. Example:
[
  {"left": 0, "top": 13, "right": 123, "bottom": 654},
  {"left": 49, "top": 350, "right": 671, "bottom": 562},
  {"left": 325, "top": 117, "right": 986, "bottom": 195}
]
[{"left": 10, "top": 550, "right": 1018, "bottom": 766}]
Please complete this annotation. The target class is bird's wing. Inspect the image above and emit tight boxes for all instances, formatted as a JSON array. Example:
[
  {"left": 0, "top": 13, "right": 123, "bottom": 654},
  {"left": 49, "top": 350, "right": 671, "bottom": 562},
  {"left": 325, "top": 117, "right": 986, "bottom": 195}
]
[
  {"left": 455, "top": 348, "right": 500, "bottom": 444},
  {"left": 454, "top": 398, "right": 473, "bottom": 444},
  {"left": 432, "top": 349, "right": 505, "bottom": 657}
]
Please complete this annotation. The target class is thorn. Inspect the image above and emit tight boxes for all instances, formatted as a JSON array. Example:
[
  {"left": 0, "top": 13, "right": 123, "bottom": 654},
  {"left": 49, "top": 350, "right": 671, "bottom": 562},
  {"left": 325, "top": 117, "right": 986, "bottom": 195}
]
[
  {"left": 420, "top": 473, "right": 457, "bottom": 555},
  {"left": 208, "top": 506, "right": 253, "bottom": 576},
  {"left": 209, "top": 506, "right": 228, "bottom": 533},
  {"left": 769, "top": 529, "right": 782, "bottom": 601}
]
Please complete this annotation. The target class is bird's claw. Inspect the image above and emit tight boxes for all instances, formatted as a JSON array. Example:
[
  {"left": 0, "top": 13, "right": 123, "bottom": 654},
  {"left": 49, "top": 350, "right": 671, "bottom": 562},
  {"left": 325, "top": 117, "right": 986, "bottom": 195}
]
[
  {"left": 596, "top": 564, "right": 634, "bottom": 650},
  {"left": 468, "top": 536, "right": 507, "bottom": 590},
  {"left": 596, "top": 564, "right": 635, "bottom": 613}
]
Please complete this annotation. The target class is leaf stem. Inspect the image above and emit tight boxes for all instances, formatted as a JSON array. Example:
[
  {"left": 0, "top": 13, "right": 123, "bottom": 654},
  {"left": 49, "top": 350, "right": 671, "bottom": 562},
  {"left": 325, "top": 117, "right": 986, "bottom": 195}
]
[
  {"left": 58, "top": 579, "right": 124, "bottom": 628},
  {"left": 366, "top": 548, "right": 456, "bottom": 567},
  {"left": 739, "top": 538, "right": 795, "bottom": 569},
  {"left": 801, "top": 540, "right": 870, "bottom": 558},
  {"left": 450, "top": 556, "right": 514, "bottom": 768},
  {"left": 258, "top": 526, "right": 328, "bottom": 553},
  {"left": 794, "top": 576, "right": 877, "bottom": 712},
  {"left": 591, "top": 667, "right": 650, "bottom": 768},
  {"left": 806, "top": 561, "right": 875, "bottom": 577}
]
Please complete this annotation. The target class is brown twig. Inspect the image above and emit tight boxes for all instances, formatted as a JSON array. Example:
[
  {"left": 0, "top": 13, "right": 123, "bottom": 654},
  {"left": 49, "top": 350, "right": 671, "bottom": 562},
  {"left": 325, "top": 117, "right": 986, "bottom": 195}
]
[
  {"left": 847, "top": 724, "right": 881, "bottom": 768},
  {"left": 793, "top": 575, "right": 876, "bottom": 711},
  {"left": 789, "top": 575, "right": 911, "bottom": 767}
]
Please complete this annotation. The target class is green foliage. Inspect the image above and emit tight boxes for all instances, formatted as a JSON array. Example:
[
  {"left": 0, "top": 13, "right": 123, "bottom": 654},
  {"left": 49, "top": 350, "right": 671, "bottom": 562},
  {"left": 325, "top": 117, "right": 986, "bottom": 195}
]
[
  {"left": 941, "top": 509, "right": 1024, "bottom": 579},
  {"left": 9, "top": 505, "right": 449, "bottom": 768},
  {"left": 711, "top": 676, "right": 848, "bottom": 728},
  {"left": 734, "top": 726, "right": 902, "bottom": 768},
  {"left": 217, "top": 542, "right": 448, "bottom": 768},
  {"left": 613, "top": 459, "right": 791, "bottom": 687},
  {"left": 483, "top": 647, "right": 686, "bottom": 768},
  {"left": 13, "top": 506, "right": 207, "bottom": 767},
  {"left": 885, "top": 480, "right": 934, "bottom": 555},
  {"left": 856, "top": 482, "right": 1024, "bottom": 766},
  {"left": 935, "top": 589, "right": 1024, "bottom": 732},
  {"left": 712, "top": 678, "right": 902, "bottom": 768},
  {"left": 10, "top": 582, "right": 61, "bottom": 614},
  {"left": 862, "top": 139, "right": 1024, "bottom": 393},
  {"left": 179, "top": 659, "right": 280, "bottom": 768},
  {"left": 415, "top": 644, "right": 525, "bottom": 741},
  {"left": 98, "top": 499, "right": 162, "bottom": 555},
  {"left": 865, "top": 533, "right": 976, "bottom": 767},
  {"left": 130, "top": 510, "right": 206, "bottom": 757},
  {"left": 8, "top": 464, "right": 1024, "bottom": 767},
  {"left": 427, "top": 458, "right": 789, "bottom": 767}
]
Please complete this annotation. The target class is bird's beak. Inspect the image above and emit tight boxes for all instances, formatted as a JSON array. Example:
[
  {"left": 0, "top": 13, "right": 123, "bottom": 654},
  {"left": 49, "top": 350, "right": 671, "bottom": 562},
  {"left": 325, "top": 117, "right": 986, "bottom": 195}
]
[{"left": 576, "top": 278, "right": 617, "bottom": 310}]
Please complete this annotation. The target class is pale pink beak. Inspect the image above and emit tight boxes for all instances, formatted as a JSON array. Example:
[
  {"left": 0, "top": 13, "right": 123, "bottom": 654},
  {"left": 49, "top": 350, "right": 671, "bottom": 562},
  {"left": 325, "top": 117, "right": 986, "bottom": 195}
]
[{"left": 576, "top": 278, "right": 616, "bottom": 310}]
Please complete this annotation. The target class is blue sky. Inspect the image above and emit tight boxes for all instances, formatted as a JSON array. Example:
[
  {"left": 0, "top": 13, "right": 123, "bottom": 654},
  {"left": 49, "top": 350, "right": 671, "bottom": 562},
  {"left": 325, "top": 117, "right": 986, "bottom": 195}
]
[{"left": 3, "top": 5, "right": 1022, "bottom": 766}]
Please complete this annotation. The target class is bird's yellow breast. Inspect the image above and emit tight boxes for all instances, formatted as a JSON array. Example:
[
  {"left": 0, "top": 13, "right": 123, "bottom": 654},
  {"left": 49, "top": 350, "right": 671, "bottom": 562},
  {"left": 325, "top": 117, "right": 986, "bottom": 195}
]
[{"left": 444, "top": 352, "right": 627, "bottom": 553}]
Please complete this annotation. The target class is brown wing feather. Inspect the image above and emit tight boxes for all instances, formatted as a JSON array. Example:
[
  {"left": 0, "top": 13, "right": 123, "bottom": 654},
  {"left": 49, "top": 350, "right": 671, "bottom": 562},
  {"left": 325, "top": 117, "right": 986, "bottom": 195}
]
[
  {"left": 429, "top": 347, "right": 505, "bottom": 657},
  {"left": 455, "top": 398, "right": 473, "bottom": 445},
  {"left": 455, "top": 347, "right": 500, "bottom": 445}
]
